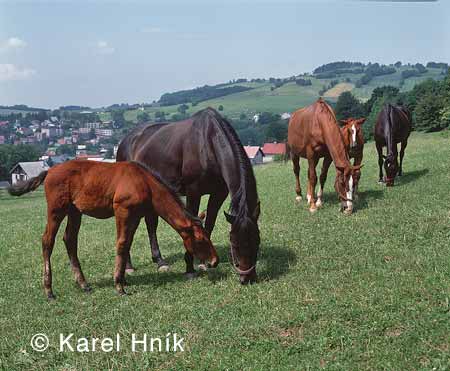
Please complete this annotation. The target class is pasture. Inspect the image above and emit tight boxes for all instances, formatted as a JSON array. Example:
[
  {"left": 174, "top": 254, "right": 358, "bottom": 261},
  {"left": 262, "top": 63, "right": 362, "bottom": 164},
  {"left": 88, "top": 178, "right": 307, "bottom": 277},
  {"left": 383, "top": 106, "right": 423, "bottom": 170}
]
[{"left": 0, "top": 131, "right": 449, "bottom": 370}]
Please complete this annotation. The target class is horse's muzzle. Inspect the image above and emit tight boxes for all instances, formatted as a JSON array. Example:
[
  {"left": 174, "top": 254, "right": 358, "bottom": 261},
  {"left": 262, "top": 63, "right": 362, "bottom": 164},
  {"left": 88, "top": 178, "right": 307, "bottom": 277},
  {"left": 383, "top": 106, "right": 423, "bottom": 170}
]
[
  {"left": 207, "top": 255, "right": 219, "bottom": 269},
  {"left": 239, "top": 269, "right": 257, "bottom": 285}
]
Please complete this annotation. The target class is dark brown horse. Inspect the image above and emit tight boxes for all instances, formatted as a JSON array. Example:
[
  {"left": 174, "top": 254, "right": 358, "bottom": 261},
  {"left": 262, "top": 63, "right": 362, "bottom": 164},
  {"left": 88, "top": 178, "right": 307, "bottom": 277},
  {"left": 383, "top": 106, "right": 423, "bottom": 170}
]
[
  {"left": 117, "top": 108, "right": 260, "bottom": 284},
  {"left": 374, "top": 104, "right": 412, "bottom": 186},
  {"left": 8, "top": 160, "right": 219, "bottom": 299},
  {"left": 287, "top": 98, "right": 362, "bottom": 215},
  {"left": 318, "top": 117, "right": 366, "bottom": 200}
]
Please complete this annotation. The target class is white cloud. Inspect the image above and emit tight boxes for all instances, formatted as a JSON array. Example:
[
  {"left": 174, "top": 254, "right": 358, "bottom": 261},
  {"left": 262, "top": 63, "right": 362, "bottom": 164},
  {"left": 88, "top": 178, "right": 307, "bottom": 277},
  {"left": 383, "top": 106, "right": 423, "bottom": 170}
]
[
  {"left": 0, "top": 37, "right": 27, "bottom": 52},
  {"left": 96, "top": 40, "right": 115, "bottom": 55},
  {"left": 141, "top": 26, "right": 164, "bottom": 34},
  {"left": 0, "top": 64, "right": 36, "bottom": 81}
]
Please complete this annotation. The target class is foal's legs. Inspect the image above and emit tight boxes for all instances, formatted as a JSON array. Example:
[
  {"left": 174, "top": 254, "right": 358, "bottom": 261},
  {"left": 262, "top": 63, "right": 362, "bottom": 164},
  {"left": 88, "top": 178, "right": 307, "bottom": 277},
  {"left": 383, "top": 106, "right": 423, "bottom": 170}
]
[
  {"left": 398, "top": 140, "right": 408, "bottom": 176},
  {"left": 376, "top": 142, "right": 384, "bottom": 183},
  {"left": 186, "top": 194, "right": 206, "bottom": 272},
  {"left": 317, "top": 155, "right": 332, "bottom": 207},
  {"left": 144, "top": 213, "right": 169, "bottom": 272},
  {"left": 114, "top": 211, "right": 140, "bottom": 295},
  {"left": 307, "top": 157, "right": 319, "bottom": 213},
  {"left": 63, "top": 208, "right": 90, "bottom": 292},
  {"left": 292, "top": 154, "right": 303, "bottom": 202},
  {"left": 42, "top": 210, "right": 65, "bottom": 299}
]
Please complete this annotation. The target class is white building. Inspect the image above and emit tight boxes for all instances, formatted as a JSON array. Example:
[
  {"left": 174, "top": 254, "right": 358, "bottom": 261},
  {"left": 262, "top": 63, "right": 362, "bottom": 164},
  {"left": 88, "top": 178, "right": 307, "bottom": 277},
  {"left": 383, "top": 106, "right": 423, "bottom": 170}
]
[{"left": 10, "top": 161, "right": 50, "bottom": 185}]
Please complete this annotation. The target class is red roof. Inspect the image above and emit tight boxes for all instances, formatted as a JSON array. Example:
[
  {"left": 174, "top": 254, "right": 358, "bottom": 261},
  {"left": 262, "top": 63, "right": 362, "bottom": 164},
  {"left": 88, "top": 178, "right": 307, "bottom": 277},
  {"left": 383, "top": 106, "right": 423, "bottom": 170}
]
[
  {"left": 262, "top": 142, "right": 286, "bottom": 155},
  {"left": 243, "top": 146, "right": 264, "bottom": 159}
]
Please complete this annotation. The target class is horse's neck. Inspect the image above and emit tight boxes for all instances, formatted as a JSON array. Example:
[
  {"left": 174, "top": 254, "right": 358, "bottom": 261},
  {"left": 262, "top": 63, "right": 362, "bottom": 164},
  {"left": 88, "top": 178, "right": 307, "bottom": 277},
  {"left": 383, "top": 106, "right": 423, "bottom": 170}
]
[
  {"left": 321, "top": 120, "right": 351, "bottom": 169},
  {"left": 385, "top": 120, "right": 396, "bottom": 156}
]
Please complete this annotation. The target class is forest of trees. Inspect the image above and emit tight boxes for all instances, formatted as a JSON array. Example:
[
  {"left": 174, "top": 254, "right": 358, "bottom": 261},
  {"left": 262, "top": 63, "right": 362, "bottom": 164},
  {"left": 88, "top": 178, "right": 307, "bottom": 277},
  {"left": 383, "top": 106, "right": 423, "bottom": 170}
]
[
  {"left": 158, "top": 84, "right": 252, "bottom": 106},
  {"left": 335, "top": 70, "right": 450, "bottom": 140}
]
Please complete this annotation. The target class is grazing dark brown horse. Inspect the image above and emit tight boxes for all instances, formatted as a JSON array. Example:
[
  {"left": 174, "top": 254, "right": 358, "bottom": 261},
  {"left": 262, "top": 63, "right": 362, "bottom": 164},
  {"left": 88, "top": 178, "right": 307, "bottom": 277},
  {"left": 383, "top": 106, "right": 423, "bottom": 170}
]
[
  {"left": 117, "top": 108, "right": 260, "bottom": 284},
  {"left": 318, "top": 117, "right": 366, "bottom": 199},
  {"left": 374, "top": 104, "right": 412, "bottom": 186},
  {"left": 8, "top": 160, "right": 219, "bottom": 299},
  {"left": 287, "top": 98, "right": 362, "bottom": 215}
]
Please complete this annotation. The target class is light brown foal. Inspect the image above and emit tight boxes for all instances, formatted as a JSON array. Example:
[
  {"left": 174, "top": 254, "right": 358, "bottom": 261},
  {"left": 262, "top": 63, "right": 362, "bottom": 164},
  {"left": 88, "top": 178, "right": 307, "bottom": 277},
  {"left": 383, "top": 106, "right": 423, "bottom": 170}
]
[{"left": 8, "top": 160, "right": 219, "bottom": 299}]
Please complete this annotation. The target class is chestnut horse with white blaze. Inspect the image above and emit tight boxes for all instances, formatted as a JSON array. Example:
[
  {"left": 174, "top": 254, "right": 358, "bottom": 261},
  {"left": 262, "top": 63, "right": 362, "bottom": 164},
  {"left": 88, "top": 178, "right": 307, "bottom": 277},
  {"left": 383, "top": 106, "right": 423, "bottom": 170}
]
[
  {"left": 287, "top": 98, "right": 362, "bottom": 215},
  {"left": 8, "top": 160, "right": 219, "bottom": 299},
  {"left": 319, "top": 117, "right": 366, "bottom": 199}
]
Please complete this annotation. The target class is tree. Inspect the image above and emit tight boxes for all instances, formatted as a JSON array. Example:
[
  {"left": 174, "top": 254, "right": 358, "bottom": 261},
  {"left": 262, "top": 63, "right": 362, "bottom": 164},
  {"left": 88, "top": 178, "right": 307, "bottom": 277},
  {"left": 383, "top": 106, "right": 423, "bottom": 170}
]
[
  {"left": 177, "top": 104, "right": 189, "bottom": 114},
  {"left": 137, "top": 111, "right": 150, "bottom": 124},
  {"left": 56, "top": 144, "right": 75, "bottom": 156},
  {"left": 394, "top": 61, "right": 402, "bottom": 68},
  {"left": 335, "top": 92, "right": 365, "bottom": 120},
  {"left": 218, "top": 105, "right": 224, "bottom": 111}
]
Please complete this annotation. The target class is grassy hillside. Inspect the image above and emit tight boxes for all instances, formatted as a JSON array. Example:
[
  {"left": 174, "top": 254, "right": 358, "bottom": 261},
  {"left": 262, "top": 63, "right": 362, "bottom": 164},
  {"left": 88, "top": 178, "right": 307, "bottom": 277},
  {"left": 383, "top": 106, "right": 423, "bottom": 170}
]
[
  {"left": 1, "top": 131, "right": 449, "bottom": 370},
  {"left": 119, "top": 66, "right": 445, "bottom": 122}
]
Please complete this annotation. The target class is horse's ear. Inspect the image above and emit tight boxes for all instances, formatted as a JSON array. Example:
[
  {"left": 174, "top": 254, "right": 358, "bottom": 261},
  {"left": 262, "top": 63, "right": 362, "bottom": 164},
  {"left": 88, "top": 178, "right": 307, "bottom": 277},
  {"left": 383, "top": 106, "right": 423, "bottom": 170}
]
[
  {"left": 224, "top": 211, "right": 236, "bottom": 224},
  {"left": 356, "top": 118, "right": 366, "bottom": 125},
  {"left": 252, "top": 201, "right": 261, "bottom": 220}
]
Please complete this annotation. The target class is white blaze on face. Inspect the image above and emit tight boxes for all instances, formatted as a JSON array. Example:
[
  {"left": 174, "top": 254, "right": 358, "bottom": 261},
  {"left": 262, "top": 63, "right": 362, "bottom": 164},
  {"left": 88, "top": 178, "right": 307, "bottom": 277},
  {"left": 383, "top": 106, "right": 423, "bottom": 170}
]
[
  {"left": 351, "top": 124, "right": 356, "bottom": 146},
  {"left": 346, "top": 175, "right": 353, "bottom": 209}
]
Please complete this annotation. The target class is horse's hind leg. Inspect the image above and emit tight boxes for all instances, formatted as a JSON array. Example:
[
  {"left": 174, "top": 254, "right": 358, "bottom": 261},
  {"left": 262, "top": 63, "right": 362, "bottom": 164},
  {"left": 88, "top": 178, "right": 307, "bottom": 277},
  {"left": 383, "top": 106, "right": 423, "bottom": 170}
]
[
  {"left": 307, "top": 156, "right": 319, "bottom": 213},
  {"left": 63, "top": 208, "right": 90, "bottom": 292},
  {"left": 114, "top": 211, "right": 140, "bottom": 295},
  {"left": 317, "top": 155, "right": 332, "bottom": 207},
  {"left": 399, "top": 140, "right": 408, "bottom": 176},
  {"left": 144, "top": 213, "right": 169, "bottom": 272},
  {"left": 292, "top": 154, "right": 302, "bottom": 202},
  {"left": 42, "top": 209, "right": 65, "bottom": 300}
]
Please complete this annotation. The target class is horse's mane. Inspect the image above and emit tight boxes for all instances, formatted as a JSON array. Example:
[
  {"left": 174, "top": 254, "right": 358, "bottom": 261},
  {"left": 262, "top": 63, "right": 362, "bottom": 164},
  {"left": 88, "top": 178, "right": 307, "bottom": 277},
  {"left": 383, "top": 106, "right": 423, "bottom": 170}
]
[
  {"left": 193, "top": 108, "right": 258, "bottom": 224},
  {"left": 130, "top": 161, "right": 202, "bottom": 226}
]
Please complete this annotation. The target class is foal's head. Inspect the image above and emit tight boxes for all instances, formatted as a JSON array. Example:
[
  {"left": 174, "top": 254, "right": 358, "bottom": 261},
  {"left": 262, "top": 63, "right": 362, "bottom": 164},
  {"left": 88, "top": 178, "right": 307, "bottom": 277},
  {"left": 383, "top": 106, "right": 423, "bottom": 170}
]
[
  {"left": 335, "top": 165, "right": 363, "bottom": 215},
  {"left": 383, "top": 154, "right": 399, "bottom": 187},
  {"left": 340, "top": 118, "right": 366, "bottom": 150},
  {"left": 182, "top": 220, "right": 219, "bottom": 268}
]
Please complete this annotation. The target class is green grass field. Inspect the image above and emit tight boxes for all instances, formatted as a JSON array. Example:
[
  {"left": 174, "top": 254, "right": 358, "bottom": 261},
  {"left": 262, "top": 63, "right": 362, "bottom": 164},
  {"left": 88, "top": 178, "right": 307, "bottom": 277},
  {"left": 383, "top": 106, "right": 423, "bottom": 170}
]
[{"left": 1, "top": 132, "right": 449, "bottom": 370}]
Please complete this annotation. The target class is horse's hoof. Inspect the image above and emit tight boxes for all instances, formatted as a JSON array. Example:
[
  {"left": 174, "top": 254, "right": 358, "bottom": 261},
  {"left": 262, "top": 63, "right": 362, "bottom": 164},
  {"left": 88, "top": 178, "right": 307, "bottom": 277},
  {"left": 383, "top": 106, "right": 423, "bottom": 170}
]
[
  {"left": 47, "top": 293, "right": 56, "bottom": 301},
  {"left": 185, "top": 272, "right": 198, "bottom": 280},
  {"left": 295, "top": 196, "right": 302, "bottom": 203},
  {"left": 197, "top": 264, "right": 208, "bottom": 272},
  {"left": 117, "top": 290, "right": 128, "bottom": 296},
  {"left": 125, "top": 268, "right": 135, "bottom": 274},
  {"left": 378, "top": 180, "right": 384, "bottom": 185},
  {"left": 157, "top": 264, "right": 170, "bottom": 273},
  {"left": 309, "top": 207, "right": 318, "bottom": 213},
  {"left": 315, "top": 199, "right": 323, "bottom": 208}
]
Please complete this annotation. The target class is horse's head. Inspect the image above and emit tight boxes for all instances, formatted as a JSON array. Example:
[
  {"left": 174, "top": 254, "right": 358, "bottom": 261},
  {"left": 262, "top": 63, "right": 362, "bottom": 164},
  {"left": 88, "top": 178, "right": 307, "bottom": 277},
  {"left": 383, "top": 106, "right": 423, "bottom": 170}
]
[
  {"left": 182, "top": 222, "right": 219, "bottom": 268},
  {"left": 340, "top": 118, "right": 366, "bottom": 150},
  {"left": 383, "top": 154, "right": 398, "bottom": 186},
  {"left": 335, "top": 165, "right": 363, "bottom": 215},
  {"left": 224, "top": 201, "right": 261, "bottom": 285}
]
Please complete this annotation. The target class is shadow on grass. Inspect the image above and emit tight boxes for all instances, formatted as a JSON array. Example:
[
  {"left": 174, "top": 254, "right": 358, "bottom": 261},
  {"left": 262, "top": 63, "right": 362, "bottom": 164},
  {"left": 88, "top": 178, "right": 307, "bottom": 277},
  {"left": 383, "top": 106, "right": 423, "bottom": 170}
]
[
  {"left": 92, "top": 243, "right": 296, "bottom": 289},
  {"left": 355, "top": 189, "right": 385, "bottom": 211},
  {"left": 396, "top": 168, "right": 429, "bottom": 187}
]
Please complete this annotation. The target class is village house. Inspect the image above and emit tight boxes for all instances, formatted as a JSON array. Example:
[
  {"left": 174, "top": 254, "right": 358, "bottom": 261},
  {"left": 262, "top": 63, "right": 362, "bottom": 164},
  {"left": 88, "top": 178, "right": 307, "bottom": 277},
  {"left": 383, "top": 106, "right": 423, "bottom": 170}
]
[
  {"left": 0, "top": 135, "right": 5, "bottom": 144},
  {"left": 10, "top": 161, "right": 50, "bottom": 185},
  {"left": 244, "top": 146, "right": 265, "bottom": 165},
  {"left": 262, "top": 142, "right": 286, "bottom": 162}
]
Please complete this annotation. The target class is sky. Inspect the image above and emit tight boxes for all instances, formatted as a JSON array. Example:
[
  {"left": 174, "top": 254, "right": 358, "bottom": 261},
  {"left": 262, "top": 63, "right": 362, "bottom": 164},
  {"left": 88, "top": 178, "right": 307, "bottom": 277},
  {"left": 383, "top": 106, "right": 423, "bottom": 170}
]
[{"left": 0, "top": 0, "right": 448, "bottom": 109}]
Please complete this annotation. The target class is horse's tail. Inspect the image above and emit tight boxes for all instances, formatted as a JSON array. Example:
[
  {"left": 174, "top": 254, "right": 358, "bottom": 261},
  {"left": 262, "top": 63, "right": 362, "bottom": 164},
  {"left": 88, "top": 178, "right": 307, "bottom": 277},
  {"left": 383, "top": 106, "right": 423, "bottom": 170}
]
[
  {"left": 8, "top": 171, "right": 48, "bottom": 196},
  {"left": 284, "top": 141, "right": 291, "bottom": 162}
]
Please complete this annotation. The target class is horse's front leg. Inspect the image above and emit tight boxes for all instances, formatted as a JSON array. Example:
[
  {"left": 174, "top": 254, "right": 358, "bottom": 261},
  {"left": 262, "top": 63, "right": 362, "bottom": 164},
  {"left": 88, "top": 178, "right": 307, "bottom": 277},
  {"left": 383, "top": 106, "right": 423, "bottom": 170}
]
[
  {"left": 145, "top": 213, "right": 169, "bottom": 272},
  {"left": 307, "top": 156, "right": 319, "bottom": 213},
  {"left": 399, "top": 140, "right": 408, "bottom": 176},
  {"left": 114, "top": 211, "right": 140, "bottom": 295},
  {"left": 376, "top": 142, "right": 384, "bottom": 183},
  {"left": 352, "top": 154, "right": 363, "bottom": 200},
  {"left": 317, "top": 155, "right": 332, "bottom": 208}
]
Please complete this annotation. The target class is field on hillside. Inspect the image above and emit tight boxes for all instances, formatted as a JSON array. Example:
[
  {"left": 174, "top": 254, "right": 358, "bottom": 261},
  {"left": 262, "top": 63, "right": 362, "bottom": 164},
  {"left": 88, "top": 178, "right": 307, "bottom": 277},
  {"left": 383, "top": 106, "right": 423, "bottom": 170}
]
[
  {"left": 0, "top": 132, "right": 449, "bottom": 370},
  {"left": 112, "top": 66, "right": 445, "bottom": 123}
]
